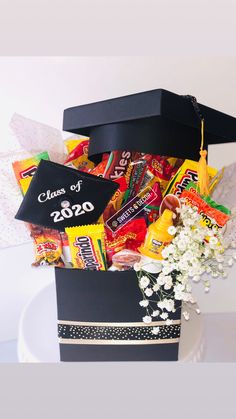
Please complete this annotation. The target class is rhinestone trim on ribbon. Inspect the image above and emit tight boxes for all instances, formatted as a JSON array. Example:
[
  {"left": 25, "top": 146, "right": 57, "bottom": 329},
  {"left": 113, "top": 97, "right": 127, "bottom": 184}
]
[{"left": 58, "top": 320, "right": 181, "bottom": 345}]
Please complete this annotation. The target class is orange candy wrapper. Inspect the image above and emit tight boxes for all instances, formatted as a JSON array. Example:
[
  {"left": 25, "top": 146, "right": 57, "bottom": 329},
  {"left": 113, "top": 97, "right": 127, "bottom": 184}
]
[
  {"left": 90, "top": 157, "right": 109, "bottom": 177},
  {"left": 181, "top": 187, "right": 230, "bottom": 231}
]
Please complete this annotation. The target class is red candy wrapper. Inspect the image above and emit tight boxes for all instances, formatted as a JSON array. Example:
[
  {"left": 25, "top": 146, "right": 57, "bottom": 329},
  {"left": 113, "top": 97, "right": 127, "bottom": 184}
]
[
  {"left": 29, "top": 225, "right": 64, "bottom": 267},
  {"left": 102, "top": 176, "right": 128, "bottom": 222},
  {"left": 146, "top": 154, "right": 178, "bottom": 180},
  {"left": 105, "top": 218, "right": 147, "bottom": 266},
  {"left": 104, "top": 150, "right": 143, "bottom": 181},
  {"left": 143, "top": 181, "right": 163, "bottom": 224},
  {"left": 142, "top": 154, "right": 179, "bottom": 193}
]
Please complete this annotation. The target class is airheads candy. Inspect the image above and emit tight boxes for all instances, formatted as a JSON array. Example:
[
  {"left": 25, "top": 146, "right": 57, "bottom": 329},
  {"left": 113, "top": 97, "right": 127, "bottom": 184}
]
[
  {"left": 164, "top": 159, "right": 218, "bottom": 198},
  {"left": 65, "top": 224, "right": 107, "bottom": 270}
]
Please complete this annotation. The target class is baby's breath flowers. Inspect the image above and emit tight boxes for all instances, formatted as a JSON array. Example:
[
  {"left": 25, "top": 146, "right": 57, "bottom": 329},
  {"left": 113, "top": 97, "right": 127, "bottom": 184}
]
[{"left": 136, "top": 200, "right": 236, "bottom": 334}]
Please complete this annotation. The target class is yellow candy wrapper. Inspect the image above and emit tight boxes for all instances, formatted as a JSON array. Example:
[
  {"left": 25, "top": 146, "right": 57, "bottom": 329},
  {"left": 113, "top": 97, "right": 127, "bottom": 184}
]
[
  {"left": 64, "top": 138, "right": 94, "bottom": 171},
  {"left": 65, "top": 224, "right": 107, "bottom": 270},
  {"left": 163, "top": 159, "right": 218, "bottom": 197},
  {"left": 64, "top": 138, "right": 87, "bottom": 154},
  {"left": 19, "top": 177, "right": 32, "bottom": 196}
]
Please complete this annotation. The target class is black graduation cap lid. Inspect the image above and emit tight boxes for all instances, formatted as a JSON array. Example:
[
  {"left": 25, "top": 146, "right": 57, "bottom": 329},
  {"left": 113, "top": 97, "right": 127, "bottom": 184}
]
[
  {"left": 63, "top": 89, "right": 236, "bottom": 162},
  {"left": 15, "top": 160, "right": 118, "bottom": 230}
]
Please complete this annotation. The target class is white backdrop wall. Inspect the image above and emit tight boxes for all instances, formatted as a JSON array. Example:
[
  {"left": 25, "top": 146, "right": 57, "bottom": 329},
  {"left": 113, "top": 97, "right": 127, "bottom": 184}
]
[{"left": 0, "top": 57, "right": 236, "bottom": 341}]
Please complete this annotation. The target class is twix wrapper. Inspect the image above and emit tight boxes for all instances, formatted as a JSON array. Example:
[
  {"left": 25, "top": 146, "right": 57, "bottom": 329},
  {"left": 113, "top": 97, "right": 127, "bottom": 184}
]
[
  {"left": 65, "top": 224, "right": 107, "bottom": 270},
  {"left": 164, "top": 159, "right": 218, "bottom": 198}
]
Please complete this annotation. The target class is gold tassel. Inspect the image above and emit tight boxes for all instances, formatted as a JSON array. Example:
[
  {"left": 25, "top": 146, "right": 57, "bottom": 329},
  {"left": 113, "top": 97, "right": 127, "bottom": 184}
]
[{"left": 197, "top": 119, "right": 209, "bottom": 196}]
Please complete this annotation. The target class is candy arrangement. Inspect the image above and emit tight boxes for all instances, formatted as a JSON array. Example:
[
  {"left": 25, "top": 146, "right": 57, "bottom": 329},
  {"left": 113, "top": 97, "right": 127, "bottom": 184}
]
[{"left": 13, "top": 136, "right": 236, "bottom": 332}]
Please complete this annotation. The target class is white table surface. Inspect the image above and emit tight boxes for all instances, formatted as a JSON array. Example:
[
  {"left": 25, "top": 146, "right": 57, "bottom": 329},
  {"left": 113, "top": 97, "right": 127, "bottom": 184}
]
[{"left": 17, "top": 280, "right": 206, "bottom": 363}]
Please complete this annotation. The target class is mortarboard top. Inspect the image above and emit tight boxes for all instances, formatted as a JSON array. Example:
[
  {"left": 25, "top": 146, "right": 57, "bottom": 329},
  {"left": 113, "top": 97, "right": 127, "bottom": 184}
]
[{"left": 63, "top": 89, "right": 236, "bottom": 162}]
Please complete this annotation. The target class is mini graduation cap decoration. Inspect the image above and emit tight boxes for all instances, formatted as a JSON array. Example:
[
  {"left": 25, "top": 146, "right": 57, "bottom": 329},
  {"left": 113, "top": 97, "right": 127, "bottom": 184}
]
[
  {"left": 15, "top": 160, "right": 118, "bottom": 230},
  {"left": 63, "top": 88, "right": 236, "bottom": 163}
]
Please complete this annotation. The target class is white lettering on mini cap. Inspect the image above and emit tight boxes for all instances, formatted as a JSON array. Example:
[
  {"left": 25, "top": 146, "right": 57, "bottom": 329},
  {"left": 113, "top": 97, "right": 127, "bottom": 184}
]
[{"left": 70, "top": 180, "right": 83, "bottom": 192}]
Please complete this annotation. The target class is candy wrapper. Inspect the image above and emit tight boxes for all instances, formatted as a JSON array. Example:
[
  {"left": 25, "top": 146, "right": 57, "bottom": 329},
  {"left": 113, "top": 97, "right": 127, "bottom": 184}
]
[
  {"left": 66, "top": 224, "right": 107, "bottom": 270},
  {"left": 144, "top": 154, "right": 178, "bottom": 192},
  {"left": 15, "top": 160, "right": 119, "bottom": 230},
  {"left": 105, "top": 218, "right": 147, "bottom": 265},
  {"left": 111, "top": 249, "right": 141, "bottom": 271},
  {"left": 181, "top": 183, "right": 230, "bottom": 232},
  {"left": 103, "top": 150, "right": 142, "bottom": 181},
  {"left": 12, "top": 155, "right": 66, "bottom": 267},
  {"left": 164, "top": 159, "right": 218, "bottom": 197},
  {"left": 90, "top": 155, "right": 109, "bottom": 177},
  {"left": 64, "top": 138, "right": 94, "bottom": 172},
  {"left": 105, "top": 180, "right": 159, "bottom": 234},
  {"left": 146, "top": 154, "right": 178, "bottom": 178},
  {"left": 122, "top": 154, "right": 177, "bottom": 204},
  {"left": 143, "top": 181, "right": 163, "bottom": 225},
  {"left": 102, "top": 176, "right": 128, "bottom": 222},
  {"left": 60, "top": 231, "right": 72, "bottom": 264},
  {"left": 186, "top": 182, "right": 231, "bottom": 215},
  {"left": 12, "top": 151, "right": 50, "bottom": 193},
  {"left": 125, "top": 157, "right": 147, "bottom": 200},
  {"left": 30, "top": 225, "right": 64, "bottom": 267}
]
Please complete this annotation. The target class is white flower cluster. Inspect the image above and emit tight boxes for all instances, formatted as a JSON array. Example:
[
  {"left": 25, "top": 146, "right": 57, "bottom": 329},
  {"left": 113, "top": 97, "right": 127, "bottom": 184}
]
[{"left": 136, "top": 200, "right": 236, "bottom": 334}]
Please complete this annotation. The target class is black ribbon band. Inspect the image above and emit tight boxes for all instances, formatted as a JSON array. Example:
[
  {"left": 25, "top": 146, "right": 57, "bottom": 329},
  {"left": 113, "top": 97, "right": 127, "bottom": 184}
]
[{"left": 58, "top": 321, "right": 181, "bottom": 345}]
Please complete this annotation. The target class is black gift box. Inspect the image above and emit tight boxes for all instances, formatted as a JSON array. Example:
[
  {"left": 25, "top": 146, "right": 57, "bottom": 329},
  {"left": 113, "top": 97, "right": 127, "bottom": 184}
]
[
  {"left": 56, "top": 89, "right": 236, "bottom": 362},
  {"left": 55, "top": 268, "right": 181, "bottom": 362}
]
